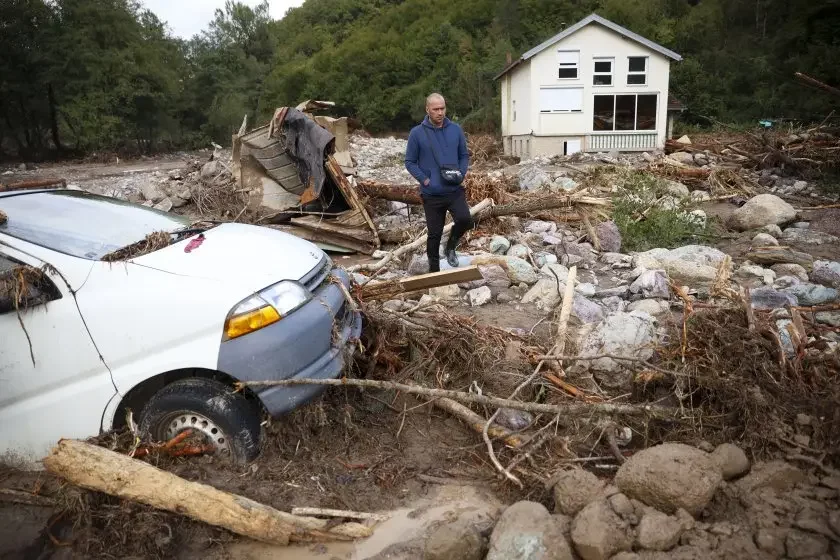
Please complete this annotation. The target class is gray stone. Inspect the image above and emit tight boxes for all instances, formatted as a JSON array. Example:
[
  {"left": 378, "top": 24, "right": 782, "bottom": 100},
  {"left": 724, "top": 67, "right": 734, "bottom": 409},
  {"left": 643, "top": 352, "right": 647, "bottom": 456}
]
[
  {"left": 735, "top": 264, "right": 776, "bottom": 287},
  {"left": 575, "top": 311, "right": 657, "bottom": 374},
  {"left": 811, "top": 260, "right": 840, "bottom": 288},
  {"left": 735, "top": 460, "right": 805, "bottom": 493},
  {"left": 657, "top": 245, "right": 729, "bottom": 287},
  {"left": 553, "top": 177, "right": 578, "bottom": 191},
  {"left": 525, "top": 220, "right": 556, "bottom": 234},
  {"left": 152, "top": 197, "right": 173, "bottom": 212},
  {"left": 495, "top": 408, "right": 534, "bottom": 431},
  {"left": 630, "top": 270, "right": 670, "bottom": 299},
  {"left": 636, "top": 510, "right": 683, "bottom": 551},
  {"left": 614, "top": 443, "right": 723, "bottom": 515},
  {"left": 489, "top": 236, "right": 511, "bottom": 255},
  {"left": 507, "top": 244, "right": 530, "bottom": 259},
  {"left": 505, "top": 257, "right": 539, "bottom": 284},
  {"left": 786, "top": 529, "right": 829, "bottom": 559},
  {"left": 600, "top": 252, "right": 632, "bottom": 265},
  {"left": 542, "top": 234, "right": 564, "bottom": 245},
  {"left": 663, "top": 245, "right": 728, "bottom": 267},
  {"left": 665, "top": 181, "right": 690, "bottom": 198},
  {"left": 541, "top": 263, "right": 570, "bottom": 283},
  {"left": 771, "top": 263, "right": 809, "bottom": 281},
  {"left": 522, "top": 278, "right": 562, "bottom": 309},
  {"left": 685, "top": 209, "right": 707, "bottom": 229},
  {"left": 140, "top": 183, "right": 165, "bottom": 202},
  {"left": 632, "top": 248, "right": 670, "bottom": 270},
  {"left": 575, "top": 283, "right": 597, "bottom": 297},
  {"left": 764, "top": 224, "right": 784, "bottom": 237},
  {"left": 792, "top": 220, "right": 810, "bottom": 228},
  {"left": 781, "top": 227, "right": 840, "bottom": 245},
  {"left": 755, "top": 528, "right": 786, "bottom": 557},
  {"left": 480, "top": 264, "right": 512, "bottom": 288},
  {"left": 430, "top": 285, "right": 461, "bottom": 301},
  {"left": 601, "top": 296, "right": 627, "bottom": 313},
  {"left": 608, "top": 493, "right": 635, "bottom": 520},
  {"left": 752, "top": 232, "right": 779, "bottom": 247},
  {"left": 497, "top": 292, "right": 515, "bottom": 304},
  {"left": 487, "top": 501, "right": 574, "bottom": 560},
  {"left": 816, "top": 311, "right": 840, "bottom": 327},
  {"left": 783, "top": 283, "right": 838, "bottom": 306},
  {"left": 595, "top": 221, "right": 622, "bottom": 253},
  {"left": 408, "top": 254, "right": 431, "bottom": 275},
  {"left": 773, "top": 275, "right": 802, "bottom": 290},
  {"left": 200, "top": 160, "right": 221, "bottom": 180},
  {"left": 519, "top": 166, "right": 552, "bottom": 191},
  {"left": 627, "top": 299, "right": 669, "bottom": 315},
  {"left": 467, "top": 286, "right": 492, "bottom": 306},
  {"left": 730, "top": 194, "right": 797, "bottom": 231},
  {"left": 573, "top": 295, "right": 605, "bottom": 324},
  {"left": 553, "top": 468, "right": 607, "bottom": 516},
  {"left": 170, "top": 195, "right": 188, "bottom": 208},
  {"left": 570, "top": 499, "right": 633, "bottom": 560},
  {"left": 710, "top": 443, "right": 750, "bottom": 480},
  {"left": 690, "top": 190, "right": 711, "bottom": 202},
  {"left": 593, "top": 286, "right": 630, "bottom": 299},
  {"left": 424, "top": 520, "right": 484, "bottom": 560},
  {"left": 747, "top": 248, "right": 815, "bottom": 270},
  {"left": 534, "top": 253, "right": 558, "bottom": 268},
  {"left": 670, "top": 151, "right": 695, "bottom": 166},
  {"left": 750, "top": 286, "right": 798, "bottom": 310}
]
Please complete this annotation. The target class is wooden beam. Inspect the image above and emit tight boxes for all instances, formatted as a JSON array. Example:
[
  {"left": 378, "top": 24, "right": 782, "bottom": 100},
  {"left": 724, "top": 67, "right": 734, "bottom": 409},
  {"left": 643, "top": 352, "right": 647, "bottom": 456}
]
[{"left": 360, "top": 265, "right": 483, "bottom": 300}]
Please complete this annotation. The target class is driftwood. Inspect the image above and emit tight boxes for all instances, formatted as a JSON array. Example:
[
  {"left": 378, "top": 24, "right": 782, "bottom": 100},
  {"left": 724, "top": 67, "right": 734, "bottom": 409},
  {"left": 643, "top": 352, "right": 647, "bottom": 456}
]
[
  {"left": 432, "top": 396, "right": 527, "bottom": 449},
  {"left": 359, "top": 266, "right": 483, "bottom": 301},
  {"left": 290, "top": 508, "right": 389, "bottom": 522},
  {"left": 43, "top": 439, "right": 373, "bottom": 545},
  {"left": 0, "top": 488, "right": 56, "bottom": 507},
  {"left": 357, "top": 180, "right": 422, "bottom": 204}
]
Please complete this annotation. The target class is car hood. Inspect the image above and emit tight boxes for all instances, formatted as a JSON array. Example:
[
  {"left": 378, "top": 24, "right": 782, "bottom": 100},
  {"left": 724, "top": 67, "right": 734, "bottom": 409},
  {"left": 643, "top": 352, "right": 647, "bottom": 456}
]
[{"left": 132, "top": 223, "right": 325, "bottom": 292}]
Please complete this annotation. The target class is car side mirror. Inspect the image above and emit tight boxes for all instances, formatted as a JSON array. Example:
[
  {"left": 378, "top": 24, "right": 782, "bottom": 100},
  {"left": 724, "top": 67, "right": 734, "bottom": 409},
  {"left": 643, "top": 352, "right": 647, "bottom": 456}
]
[{"left": 0, "top": 266, "right": 61, "bottom": 315}]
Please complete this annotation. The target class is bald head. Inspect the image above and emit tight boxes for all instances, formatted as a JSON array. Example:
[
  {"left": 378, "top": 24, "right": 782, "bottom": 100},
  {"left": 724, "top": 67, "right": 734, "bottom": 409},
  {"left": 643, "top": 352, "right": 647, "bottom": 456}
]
[{"left": 425, "top": 93, "right": 446, "bottom": 127}]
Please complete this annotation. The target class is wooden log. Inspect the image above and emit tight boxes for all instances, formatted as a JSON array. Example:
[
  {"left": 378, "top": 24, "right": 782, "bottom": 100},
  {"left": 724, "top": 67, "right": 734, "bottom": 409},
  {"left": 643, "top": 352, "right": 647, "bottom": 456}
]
[
  {"left": 0, "top": 178, "right": 67, "bottom": 192},
  {"left": 42, "top": 439, "right": 373, "bottom": 545},
  {"left": 357, "top": 180, "right": 422, "bottom": 205},
  {"left": 360, "top": 266, "right": 484, "bottom": 300},
  {"left": 431, "top": 396, "right": 527, "bottom": 448}
]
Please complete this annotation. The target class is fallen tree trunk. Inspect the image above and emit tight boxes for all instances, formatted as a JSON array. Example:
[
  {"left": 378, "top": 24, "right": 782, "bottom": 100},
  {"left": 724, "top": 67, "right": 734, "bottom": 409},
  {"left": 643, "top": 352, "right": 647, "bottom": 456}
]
[
  {"left": 357, "top": 180, "right": 422, "bottom": 205},
  {"left": 43, "top": 439, "right": 373, "bottom": 545}
]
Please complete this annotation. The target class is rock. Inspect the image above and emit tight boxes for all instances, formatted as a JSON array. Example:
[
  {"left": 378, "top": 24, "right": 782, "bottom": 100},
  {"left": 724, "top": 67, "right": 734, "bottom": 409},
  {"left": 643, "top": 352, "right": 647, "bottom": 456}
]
[
  {"left": 575, "top": 311, "right": 657, "bottom": 378},
  {"left": 489, "top": 236, "right": 511, "bottom": 255},
  {"left": 607, "top": 493, "right": 635, "bottom": 520},
  {"left": 601, "top": 296, "right": 626, "bottom": 313},
  {"left": 632, "top": 248, "right": 670, "bottom": 270},
  {"left": 734, "top": 264, "right": 776, "bottom": 287},
  {"left": 573, "top": 296, "right": 605, "bottom": 324},
  {"left": 542, "top": 234, "right": 563, "bottom": 246},
  {"left": 685, "top": 209, "right": 707, "bottom": 229},
  {"left": 595, "top": 221, "right": 622, "bottom": 252},
  {"left": 553, "top": 177, "right": 578, "bottom": 191},
  {"left": 764, "top": 224, "right": 783, "bottom": 237},
  {"left": 670, "top": 152, "right": 695, "bottom": 166},
  {"left": 752, "top": 233, "right": 779, "bottom": 247},
  {"left": 665, "top": 181, "right": 690, "bottom": 198},
  {"left": 507, "top": 244, "right": 530, "bottom": 259},
  {"left": 505, "top": 257, "right": 539, "bottom": 284},
  {"left": 553, "top": 468, "right": 607, "bottom": 516},
  {"left": 746, "top": 248, "right": 815, "bottom": 271},
  {"left": 424, "top": 521, "right": 485, "bottom": 560},
  {"left": 794, "top": 509, "right": 836, "bottom": 541},
  {"left": 780, "top": 228, "right": 840, "bottom": 245},
  {"left": 570, "top": 500, "right": 633, "bottom": 560},
  {"left": 519, "top": 166, "right": 552, "bottom": 191},
  {"left": 630, "top": 270, "right": 670, "bottom": 299},
  {"left": 480, "top": 264, "right": 512, "bottom": 288},
  {"left": 626, "top": 299, "right": 669, "bottom": 315},
  {"left": 600, "top": 252, "right": 632, "bottom": 265},
  {"left": 749, "top": 286, "right": 798, "bottom": 310},
  {"left": 772, "top": 263, "right": 810, "bottom": 281},
  {"left": 494, "top": 408, "right": 534, "bottom": 431},
  {"left": 755, "top": 528, "right": 786, "bottom": 557},
  {"left": 497, "top": 292, "right": 515, "bottom": 304},
  {"left": 575, "top": 283, "right": 597, "bottom": 297},
  {"left": 153, "top": 197, "right": 173, "bottom": 212},
  {"left": 636, "top": 510, "right": 683, "bottom": 551},
  {"left": 525, "top": 220, "right": 556, "bottom": 234},
  {"left": 614, "top": 443, "right": 722, "bottom": 515},
  {"left": 730, "top": 194, "right": 797, "bottom": 231},
  {"left": 736, "top": 461, "right": 805, "bottom": 493},
  {"left": 657, "top": 245, "right": 729, "bottom": 287},
  {"left": 467, "top": 286, "right": 492, "bottom": 306},
  {"left": 408, "top": 254, "right": 431, "bottom": 275},
  {"left": 522, "top": 278, "right": 561, "bottom": 309},
  {"left": 811, "top": 260, "right": 840, "bottom": 288},
  {"left": 593, "top": 286, "right": 630, "bottom": 299},
  {"left": 170, "top": 195, "right": 188, "bottom": 208},
  {"left": 785, "top": 529, "right": 829, "bottom": 559},
  {"left": 664, "top": 245, "right": 728, "bottom": 267},
  {"left": 792, "top": 221, "right": 810, "bottom": 228},
  {"left": 430, "top": 285, "right": 461, "bottom": 301},
  {"left": 690, "top": 190, "right": 711, "bottom": 202},
  {"left": 486, "top": 501, "right": 574, "bottom": 560},
  {"left": 676, "top": 135, "right": 692, "bottom": 145},
  {"left": 200, "top": 160, "right": 221, "bottom": 180},
  {"left": 710, "top": 444, "right": 750, "bottom": 480},
  {"left": 783, "top": 283, "right": 838, "bottom": 306},
  {"left": 140, "top": 183, "right": 165, "bottom": 202},
  {"left": 816, "top": 311, "right": 840, "bottom": 326}
]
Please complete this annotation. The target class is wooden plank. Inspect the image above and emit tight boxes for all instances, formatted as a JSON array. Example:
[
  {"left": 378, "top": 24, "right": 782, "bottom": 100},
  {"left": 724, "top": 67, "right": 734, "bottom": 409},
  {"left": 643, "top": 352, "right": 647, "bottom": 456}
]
[
  {"left": 399, "top": 266, "right": 483, "bottom": 292},
  {"left": 325, "top": 155, "right": 380, "bottom": 249},
  {"left": 268, "top": 224, "right": 376, "bottom": 255},
  {"left": 259, "top": 154, "right": 295, "bottom": 170},
  {"left": 290, "top": 215, "right": 377, "bottom": 242}
]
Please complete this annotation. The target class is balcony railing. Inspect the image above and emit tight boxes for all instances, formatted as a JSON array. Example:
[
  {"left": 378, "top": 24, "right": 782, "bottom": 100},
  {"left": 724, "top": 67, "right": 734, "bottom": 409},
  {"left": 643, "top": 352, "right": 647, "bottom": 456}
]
[{"left": 587, "top": 132, "right": 658, "bottom": 152}]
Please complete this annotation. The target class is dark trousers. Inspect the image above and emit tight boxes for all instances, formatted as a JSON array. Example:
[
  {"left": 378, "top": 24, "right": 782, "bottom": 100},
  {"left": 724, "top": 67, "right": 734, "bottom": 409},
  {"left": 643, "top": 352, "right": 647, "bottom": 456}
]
[{"left": 422, "top": 189, "right": 473, "bottom": 272}]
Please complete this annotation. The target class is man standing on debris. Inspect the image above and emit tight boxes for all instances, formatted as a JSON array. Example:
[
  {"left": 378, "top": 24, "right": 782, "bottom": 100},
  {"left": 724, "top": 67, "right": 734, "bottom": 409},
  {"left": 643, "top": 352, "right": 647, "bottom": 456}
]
[{"left": 405, "top": 93, "right": 471, "bottom": 272}]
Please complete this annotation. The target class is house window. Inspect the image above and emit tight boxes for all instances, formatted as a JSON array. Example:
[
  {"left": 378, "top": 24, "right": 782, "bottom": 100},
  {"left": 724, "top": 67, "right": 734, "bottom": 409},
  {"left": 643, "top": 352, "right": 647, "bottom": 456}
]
[
  {"left": 593, "top": 94, "right": 657, "bottom": 131},
  {"left": 539, "top": 87, "right": 583, "bottom": 113},
  {"left": 627, "top": 56, "right": 647, "bottom": 85},
  {"left": 557, "top": 50, "right": 579, "bottom": 79},
  {"left": 593, "top": 58, "right": 613, "bottom": 86}
]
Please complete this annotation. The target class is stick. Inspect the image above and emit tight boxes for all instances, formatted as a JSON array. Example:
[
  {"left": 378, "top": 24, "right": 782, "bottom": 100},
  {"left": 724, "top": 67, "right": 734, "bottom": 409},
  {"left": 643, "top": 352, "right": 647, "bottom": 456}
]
[
  {"left": 348, "top": 198, "right": 493, "bottom": 273},
  {"left": 431, "top": 397, "right": 527, "bottom": 448},
  {"left": 0, "top": 488, "right": 56, "bottom": 507},
  {"left": 416, "top": 474, "right": 484, "bottom": 486},
  {"left": 235, "top": 378, "right": 677, "bottom": 418},
  {"left": 554, "top": 266, "right": 577, "bottom": 364},
  {"left": 290, "top": 508, "right": 388, "bottom": 522},
  {"left": 43, "top": 439, "right": 372, "bottom": 545}
]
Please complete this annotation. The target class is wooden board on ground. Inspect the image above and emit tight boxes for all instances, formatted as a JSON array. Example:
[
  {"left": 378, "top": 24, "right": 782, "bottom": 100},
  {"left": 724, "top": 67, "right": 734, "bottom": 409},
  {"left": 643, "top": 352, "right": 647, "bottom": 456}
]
[{"left": 361, "top": 266, "right": 483, "bottom": 300}]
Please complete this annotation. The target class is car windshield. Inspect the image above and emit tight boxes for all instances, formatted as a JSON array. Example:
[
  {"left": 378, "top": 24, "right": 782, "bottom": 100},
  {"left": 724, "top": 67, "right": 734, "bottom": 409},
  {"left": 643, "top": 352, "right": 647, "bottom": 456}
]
[{"left": 0, "top": 190, "right": 192, "bottom": 260}]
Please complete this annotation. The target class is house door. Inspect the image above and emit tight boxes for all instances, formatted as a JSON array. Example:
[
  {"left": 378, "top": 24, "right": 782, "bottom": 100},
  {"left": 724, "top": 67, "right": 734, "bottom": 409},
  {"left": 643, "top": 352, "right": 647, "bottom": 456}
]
[{"left": 565, "top": 140, "right": 581, "bottom": 155}]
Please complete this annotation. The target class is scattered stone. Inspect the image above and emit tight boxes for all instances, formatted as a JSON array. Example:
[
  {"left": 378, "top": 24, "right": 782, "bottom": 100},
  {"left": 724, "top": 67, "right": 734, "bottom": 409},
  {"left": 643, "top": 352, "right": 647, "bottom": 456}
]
[
  {"left": 749, "top": 286, "right": 798, "bottom": 310},
  {"left": 496, "top": 292, "right": 515, "bottom": 304},
  {"left": 570, "top": 499, "right": 634, "bottom": 560},
  {"left": 573, "top": 295, "right": 605, "bottom": 324},
  {"left": 522, "top": 278, "right": 561, "bottom": 309},
  {"left": 600, "top": 252, "right": 632, "bottom": 265},
  {"left": 467, "top": 286, "right": 492, "bottom": 306},
  {"left": 752, "top": 232, "right": 779, "bottom": 247},
  {"left": 408, "top": 254, "right": 431, "bottom": 275},
  {"left": 811, "top": 260, "right": 840, "bottom": 289},
  {"left": 518, "top": 166, "right": 552, "bottom": 191},
  {"left": 791, "top": 221, "right": 810, "bottom": 228},
  {"left": 734, "top": 264, "right": 776, "bottom": 287},
  {"left": 525, "top": 220, "right": 555, "bottom": 234},
  {"left": 607, "top": 493, "right": 635, "bottom": 520},
  {"left": 781, "top": 227, "right": 840, "bottom": 245},
  {"left": 785, "top": 529, "right": 829, "bottom": 559},
  {"left": 424, "top": 520, "right": 485, "bottom": 560},
  {"left": 670, "top": 151, "right": 695, "bottom": 166},
  {"left": 636, "top": 509, "right": 683, "bottom": 551},
  {"left": 494, "top": 408, "right": 534, "bottom": 431},
  {"left": 575, "top": 311, "right": 657, "bottom": 376},
  {"left": 614, "top": 443, "right": 722, "bottom": 515},
  {"left": 710, "top": 444, "right": 750, "bottom": 481},
  {"left": 140, "top": 183, "right": 165, "bottom": 202},
  {"left": 489, "top": 236, "right": 511, "bottom": 255},
  {"left": 553, "top": 177, "right": 578, "bottom": 191},
  {"left": 486, "top": 501, "right": 574, "bottom": 560},
  {"left": 745, "top": 248, "right": 815, "bottom": 270},
  {"left": 690, "top": 190, "right": 711, "bottom": 202},
  {"left": 773, "top": 275, "right": 802, "bottom": 290},
  {"left": 575, "top": 283, "right": 597, "bottom": 297},
  {"left": 430, "top": 285, "right": 461, "bottom": 301},
  {"left": 783, "top": 283, "right": 838, "bottom": 306},
  {"left": 816, "top": 311, "right": 840, "bottom": 327},
  {"left": 630, "top": 270, "right": 670, "bottom": 299},
  {"left": 200, "top": 160, "right": 221, "bottom": 180},
  {"left": 553, "top": 468, "right": 607, "bottom": 516},
  {"left": 730, "top": 194, "right": 797, "bottom": 231},
  {"left": 595, "top": 220, "right": 622, "bottom": 253},
  {"left": 657, "top": 245, "right": 729, "bottom": 287},
  {"left": 601, "top": 296, "right": 626, "bottom": 313},
  {"left": 686, "top": 209, "right": 707, "bottom": 229},
  {"left": 632, "top": 248, "right": 670, "bottom": 270},
  {"left": 771, "top": 263, "right": 809, "bottom": 281},
  {"left": 665, "top": 181, "right": 690, "bottom": 198},
  {"left": 504, "top": 257, "right": 539, "bottom": 284},
  {"left": 764, "top": 224, "right": 784, "bottom": 237},
  {"left": 593, "top": 286, "right": 630, "bottom": 299},
  {"left": 796, "top": 413, "right": 813, "bottom": 426},
  {"left": 626, "top": 299, "right": 669, "bottom": 315},
  {"left": 542, "top": 233, "right": 563, "bottom": 245},
  {"left": 507, "top": 244, "right": 530, "bottom": 259},
  {"left": 736, "top": 461, "right": 805, "bottom": 493},
  {"left": 534, "top": 253, "right": 558, "bottom": 268},
  {"left": 480, "top": 264, "right": 512, "bottom": 289},
  {"left": 755, "top": 528, "right": 786, "bottom": 557}
]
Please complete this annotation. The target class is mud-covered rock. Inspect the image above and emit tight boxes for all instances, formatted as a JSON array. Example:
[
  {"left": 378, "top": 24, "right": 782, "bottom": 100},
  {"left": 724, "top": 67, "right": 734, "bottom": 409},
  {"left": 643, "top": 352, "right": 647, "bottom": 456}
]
[
  {"left": 424, "top": 520, "right": 485, "bottom": 560},
  {"left": 552, "top": 468, "right": 607, "bottom": 516},
  {"left": 570, "top": 499, "right": 634, "bottom": 560},
  {"left": 486, "top": 501, "right": 574, "bottom": 560},
  {"left": 710, "top": 443, "right": 750, "bottom": 481},
  {"left": 636, "top": 509, "right": 684, "bottom": 551},
  {"left": 736, "top": 461, "right": 805, "bottom": 494}
]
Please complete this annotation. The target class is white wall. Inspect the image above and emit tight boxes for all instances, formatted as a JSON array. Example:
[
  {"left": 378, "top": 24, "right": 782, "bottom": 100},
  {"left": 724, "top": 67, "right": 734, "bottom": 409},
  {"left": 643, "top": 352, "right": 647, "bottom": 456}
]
[
  {"left": 527, "top": 23, "right": 671, "bottom": 147},
  {"left": 505, "top": 63, "right": 532, "bottom": 137}
]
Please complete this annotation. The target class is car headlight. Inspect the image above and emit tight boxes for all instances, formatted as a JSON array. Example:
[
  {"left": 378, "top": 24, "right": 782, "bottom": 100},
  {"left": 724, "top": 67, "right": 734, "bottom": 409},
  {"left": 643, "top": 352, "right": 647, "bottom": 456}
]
[{"left": 223, "top": 281, "right": 312, "bottom": 340}]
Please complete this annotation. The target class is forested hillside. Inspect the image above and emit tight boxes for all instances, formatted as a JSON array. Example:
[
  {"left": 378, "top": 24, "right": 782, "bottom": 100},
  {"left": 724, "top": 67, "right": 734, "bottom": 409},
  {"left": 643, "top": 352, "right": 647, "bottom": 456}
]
[{"left": 1, "top": 0, "right": 838, "bottom": 159}]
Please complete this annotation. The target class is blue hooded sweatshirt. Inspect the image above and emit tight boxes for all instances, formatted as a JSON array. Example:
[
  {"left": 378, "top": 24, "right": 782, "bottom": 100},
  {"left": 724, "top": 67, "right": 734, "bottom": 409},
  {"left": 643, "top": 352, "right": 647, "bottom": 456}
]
[{"left": 404, "top": 116, "right": 469, "bottom": 197}]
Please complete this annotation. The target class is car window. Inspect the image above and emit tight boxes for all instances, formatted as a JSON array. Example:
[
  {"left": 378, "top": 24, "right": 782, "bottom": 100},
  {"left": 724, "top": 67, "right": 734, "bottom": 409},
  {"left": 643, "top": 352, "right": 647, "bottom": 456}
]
[
  {"left": 0, "top": 190, "right": 191, "bottom": 260},
  {"left": 0, "top": 253, "right": 61, "bottom": 313}
]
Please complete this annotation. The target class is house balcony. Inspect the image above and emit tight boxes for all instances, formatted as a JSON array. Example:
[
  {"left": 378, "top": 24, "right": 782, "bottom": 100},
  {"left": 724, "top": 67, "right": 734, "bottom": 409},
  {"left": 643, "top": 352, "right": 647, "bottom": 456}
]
[{"left": 586, "top": 132, "right": 658, "bottom": 152}]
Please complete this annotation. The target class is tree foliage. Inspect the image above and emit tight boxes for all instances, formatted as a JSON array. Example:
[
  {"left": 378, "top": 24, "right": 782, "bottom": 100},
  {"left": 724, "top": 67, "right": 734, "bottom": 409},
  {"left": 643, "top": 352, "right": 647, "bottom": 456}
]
[{"left": 1, "top": 0, "right": 838, "bottom": 159}]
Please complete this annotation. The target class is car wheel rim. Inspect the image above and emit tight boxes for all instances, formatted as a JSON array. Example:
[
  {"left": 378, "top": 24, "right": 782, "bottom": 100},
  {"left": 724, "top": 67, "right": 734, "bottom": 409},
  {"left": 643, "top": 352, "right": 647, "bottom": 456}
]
[{"left": 159, "top": 411, "right": 231, "bottom": 455}]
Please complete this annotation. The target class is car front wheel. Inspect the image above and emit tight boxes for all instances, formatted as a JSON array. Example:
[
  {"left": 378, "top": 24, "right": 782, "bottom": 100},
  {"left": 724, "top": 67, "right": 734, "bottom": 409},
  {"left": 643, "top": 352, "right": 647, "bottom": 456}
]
[{"left": 137, "top": 377, "right": 262, "bottom": 464}]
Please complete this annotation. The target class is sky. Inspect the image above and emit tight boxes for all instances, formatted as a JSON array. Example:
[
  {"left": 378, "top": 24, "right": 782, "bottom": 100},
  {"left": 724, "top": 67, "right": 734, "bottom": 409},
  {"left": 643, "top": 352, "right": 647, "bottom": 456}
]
[{"left": 140, "top": 0, "right": 305, "bottom": 39}]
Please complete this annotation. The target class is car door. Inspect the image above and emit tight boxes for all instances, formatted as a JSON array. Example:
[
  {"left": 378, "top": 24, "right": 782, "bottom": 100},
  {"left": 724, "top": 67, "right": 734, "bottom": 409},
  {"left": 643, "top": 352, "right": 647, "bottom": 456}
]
[{"left": 0, "top": 244, "right": 116, "bottom": 465}]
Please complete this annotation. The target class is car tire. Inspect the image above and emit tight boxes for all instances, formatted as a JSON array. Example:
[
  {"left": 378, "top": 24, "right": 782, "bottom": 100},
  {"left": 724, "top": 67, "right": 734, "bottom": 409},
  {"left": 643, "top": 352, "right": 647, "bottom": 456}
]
[{"left": 137, "top": 377, "right": 262, "bottom": 464}]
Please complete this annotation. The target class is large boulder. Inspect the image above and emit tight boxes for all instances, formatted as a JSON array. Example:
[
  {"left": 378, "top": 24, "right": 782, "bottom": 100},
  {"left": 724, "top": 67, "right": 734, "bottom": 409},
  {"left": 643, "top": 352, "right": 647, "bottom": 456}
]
[
  {"left": 424, "top": 520, "right": 485, "bottom": 560},
  {"left": 552, "top": 468, "right": 607, "bottom": 516},
  {"left": 780, "top": 228, "right": 840, "bottom": 245},
  {"left": 486, "top": 501, "right": 574, "bottom": 560},
  {"left": 570, "top": 499, "right": 634, "bottom": 560},
  {"left": 783, "top": 283, "right": 838, "bottom": 306},
  {"left": 771, "top": 263, "right": 809, "bottom": 282},
  {"left": 656, "top": 245, "right": 730, "bottom": 287},
  {"left": 575, "top": 311, "right": 657, "bottom": 377},
  {"left": 614, "top": 443, "right": 722, "bottom": 515},
  {"left": 519, "top": 166, "right": 552, "bottom": 191},
  {"left": 730, "top": 194, "right": 797, "bottom": 231}
]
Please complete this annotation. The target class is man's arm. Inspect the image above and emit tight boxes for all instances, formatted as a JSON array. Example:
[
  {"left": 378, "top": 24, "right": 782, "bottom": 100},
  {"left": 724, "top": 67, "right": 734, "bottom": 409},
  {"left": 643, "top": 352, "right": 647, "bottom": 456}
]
[
  {"left": 457, "top": 126, "right": 469, "bottom": 177},
  {"left": 405, "top": 129, "right": 428, "bottom": 185}
]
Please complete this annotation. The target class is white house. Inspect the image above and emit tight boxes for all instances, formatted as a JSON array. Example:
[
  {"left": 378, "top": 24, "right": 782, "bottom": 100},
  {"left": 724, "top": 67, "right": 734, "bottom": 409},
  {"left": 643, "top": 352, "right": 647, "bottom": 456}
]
[{"left": 494, "top": 14, "right": 684, "bottom": 158}]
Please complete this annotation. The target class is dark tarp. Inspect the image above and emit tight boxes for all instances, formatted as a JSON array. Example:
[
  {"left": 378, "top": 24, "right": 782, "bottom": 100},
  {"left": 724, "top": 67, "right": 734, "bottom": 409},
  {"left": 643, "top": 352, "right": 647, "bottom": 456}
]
[{"left": 275, "top": 107, "right": 335, "bottom": 199}]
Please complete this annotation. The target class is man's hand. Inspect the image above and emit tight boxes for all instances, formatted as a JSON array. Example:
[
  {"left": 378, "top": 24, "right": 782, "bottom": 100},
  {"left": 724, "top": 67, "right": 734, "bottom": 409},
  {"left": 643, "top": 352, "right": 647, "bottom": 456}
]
[{"left": 423, "top": 178, "right": 430, "bottom": 186}]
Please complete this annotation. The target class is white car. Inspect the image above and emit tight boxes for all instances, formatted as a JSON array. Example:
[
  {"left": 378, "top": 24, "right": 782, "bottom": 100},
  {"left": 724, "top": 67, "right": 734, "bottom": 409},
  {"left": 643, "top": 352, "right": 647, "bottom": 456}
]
[{"left": 0, "top": 188, "right": 362, "bottom": 466}]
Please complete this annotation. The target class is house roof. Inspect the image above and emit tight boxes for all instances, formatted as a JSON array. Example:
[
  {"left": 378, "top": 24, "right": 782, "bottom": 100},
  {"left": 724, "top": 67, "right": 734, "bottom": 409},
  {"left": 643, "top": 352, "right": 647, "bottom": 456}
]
[{"left": 494, "top": 13, "right": 682, "bottom": 80}]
